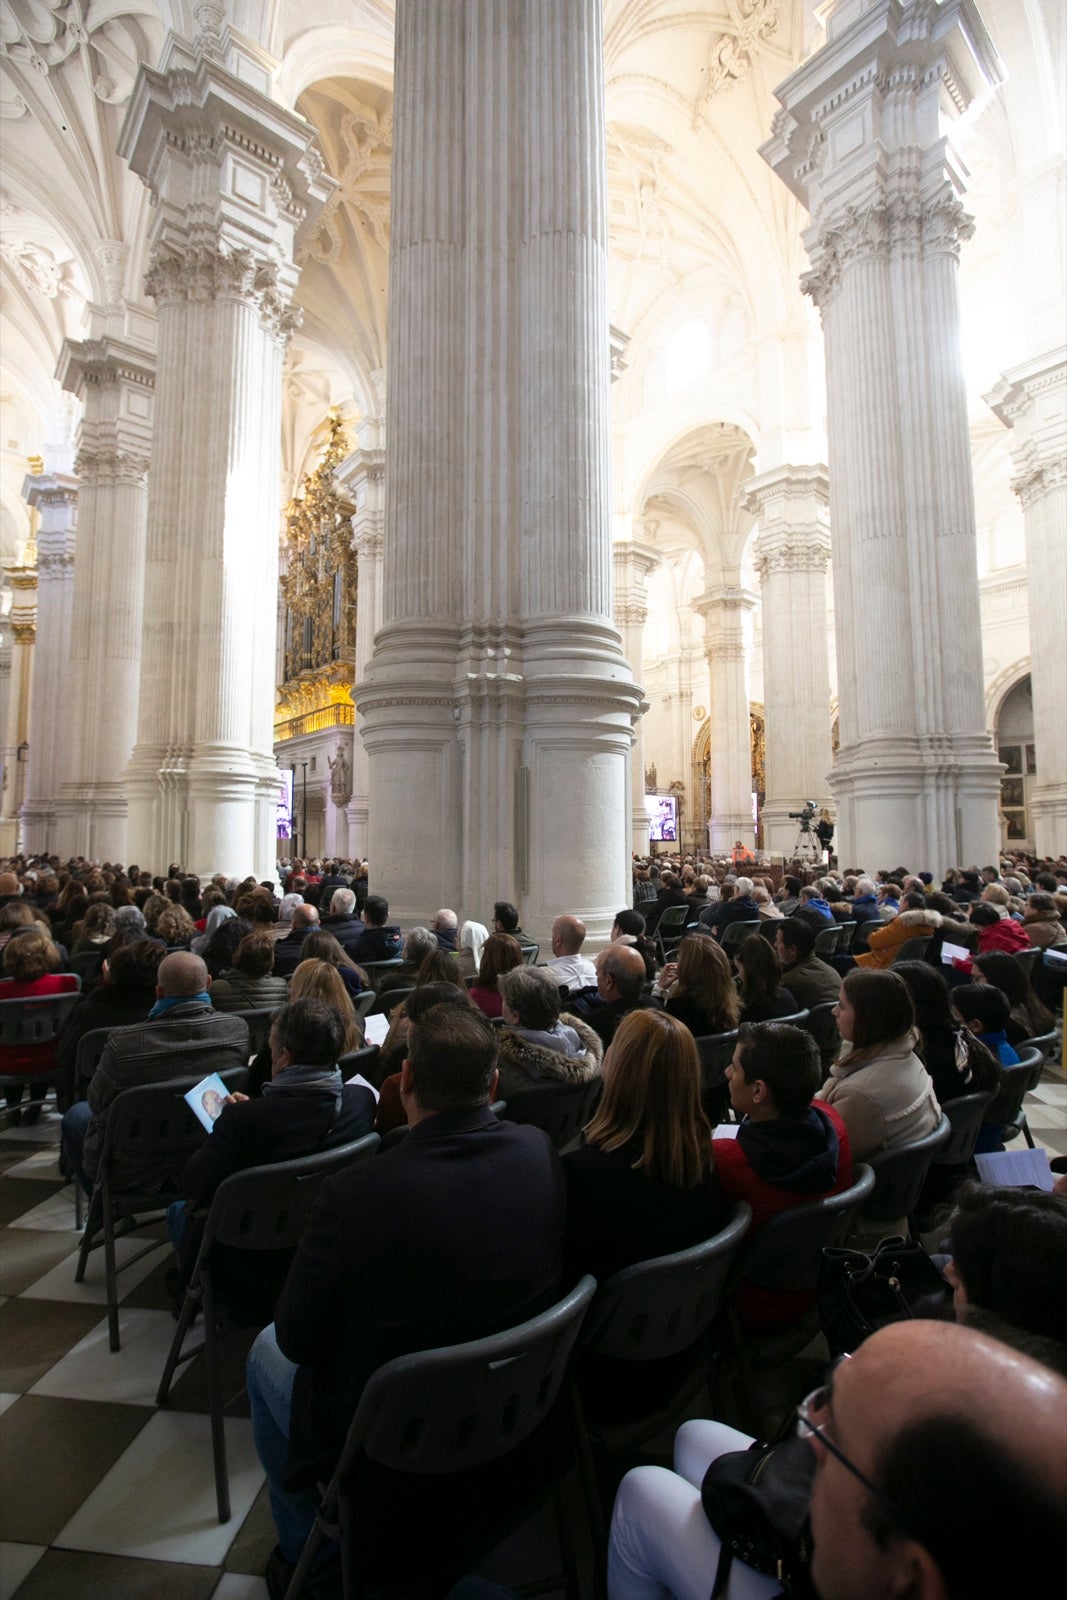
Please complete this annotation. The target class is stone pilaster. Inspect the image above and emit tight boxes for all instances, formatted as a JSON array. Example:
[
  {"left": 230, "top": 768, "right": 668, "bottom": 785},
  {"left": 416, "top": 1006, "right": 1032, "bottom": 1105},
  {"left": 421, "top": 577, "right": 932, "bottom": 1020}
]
[
  {"left": 358, "top": 0, "right": 641, "bottom": 941},
  {"left": 118, "top": 37, "right": 332, "bottom": 879},
  {"left": 762, "top": 0, "right": 1004, "bottom": 874},
  {"left": 613, "top": 540, "right": 658, "bottom": 855},
  {"left": 336, "top": 408, "right": 385, "bottom": 863},
  {"left": 987, "top": 350, "right": 1067, "bottom": 856},
  {"left": 18, "top": 475, "right": 78, "bottom": 854},
  {"left": 54, "top": 337, "right": 154, "bottom": 863},
  {"left": 745, "top": 465, "right": 834, "bottom": 855},
  {"left": 694, "top": 587, "right": 756, "bottom": 853},
  {"left": 0, "top": 564, "right": 37, "bottom": 856}
]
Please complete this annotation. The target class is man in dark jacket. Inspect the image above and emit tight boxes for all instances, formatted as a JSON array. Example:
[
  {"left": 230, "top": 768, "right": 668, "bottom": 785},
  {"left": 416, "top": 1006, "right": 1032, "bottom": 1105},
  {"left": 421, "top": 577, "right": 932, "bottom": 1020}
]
[
  {"left": 580, "top": 944, "right": 651, "bottom": 1046},
  {"left": 169, "top": 998, "right": 376, "bottom": 1320},
  {"left": 319, "top": 887, "right": 365, "bottom": 949},
  {"left": 246, "top": 1001, "right": 565, "bottom": 1576},
  {"left": 272, "top": 903, "right": 321, "bottom": 977},
  {"left": 344, "top": 894, "right": 403, "bottom": 963},
  {"left": 60, "top": 952, "right": 249, "bottom": 1195},
  {"left": 698, "top": 876, "right": 760, "bottom": 940}
]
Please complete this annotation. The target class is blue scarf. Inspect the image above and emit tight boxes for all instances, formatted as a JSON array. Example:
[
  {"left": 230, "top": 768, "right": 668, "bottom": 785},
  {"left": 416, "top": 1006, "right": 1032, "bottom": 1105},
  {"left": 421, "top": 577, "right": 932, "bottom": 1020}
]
[{"left": 149, "top": 993, "right": 211, "bottom": 1018}]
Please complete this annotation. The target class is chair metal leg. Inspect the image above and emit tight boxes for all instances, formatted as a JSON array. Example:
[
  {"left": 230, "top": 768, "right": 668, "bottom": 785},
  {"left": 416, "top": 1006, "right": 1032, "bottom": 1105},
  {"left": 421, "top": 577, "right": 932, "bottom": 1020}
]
[
  {"left": 74, "top": 1181, "right": 83, "bottom": 1232},
  {"left": 103, "top": 1187, "right": 121, "bottom": 1352},
  {"left": 283, "top": 1502, "right": 333, "bottom": 1600},
  {"left": 201, "top": 1273, "right": 231, "bottom": 1523},
  {"left": 74, "top": 1191, "right": 99, "bottom": 1282},
  {"left": 727, "top": 1305, "right": 762, "bottom": 1438},
  {"left": 1022, "top": 1116, "right": 1036, "bottom": 1150},
  {"left": 566, "top": 1373, "right": 606, "bottom": 1587},
  {"left": 156, "top": 1286, "right": 201, "bottom": 1407},
  {"left": 552, "top": 1474, "right": 583, "bottom": 1600}
]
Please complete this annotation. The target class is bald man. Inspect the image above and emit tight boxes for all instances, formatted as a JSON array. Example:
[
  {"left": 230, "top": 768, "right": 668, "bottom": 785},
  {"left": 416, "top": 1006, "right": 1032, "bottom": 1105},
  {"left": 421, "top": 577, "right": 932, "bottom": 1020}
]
[
  {"left": 60, "top": 951, "right": 249, "bottom": 1196},
  {"left": 607, "top": 1319, "right": 1067, "bottom": 1600},
  {"left": 544, "top": 914, "right": 598, "bottom": 994},
  {"left": 583, "top": 943, "right": 651, "bottom": 1046}
]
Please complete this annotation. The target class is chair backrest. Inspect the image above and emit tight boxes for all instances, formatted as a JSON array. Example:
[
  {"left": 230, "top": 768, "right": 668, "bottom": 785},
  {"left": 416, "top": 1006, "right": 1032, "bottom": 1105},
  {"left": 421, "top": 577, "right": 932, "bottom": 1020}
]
[
  {"left": 657, "top": 905, "right": 691, "bottom": 933},
  {"left": 100, "top": 1067, "right": 249, "bottom": 1183},
  {"left": 580, "top": 1202, "right": 751, "bottom": 1361},
  {"left": 800, "top": 1002, "right": 840, "bottom": 1065},
  {"left": 1013, "top": 948, "right": 1040, "bottom": 979},
  {"left": 720, "top": 920, "right": 761, "bottom": 951},
  {"left": 74, "top": 1025, "right": 113, "bottom": 1093},
  {"left": 1017, "top": 1030, "right": 1057, "bottom": 1067},
  {"left": 504, "top": 1076, "right": 603, "bottom": 1150},
  {"left": 772, "top": 1009, "right": 810, "bottom": 1028},
  {"left": 69, "top": 949, "right": 106, "bottom": 987},
  {"left": 202, "top": 1134, "right": 379, "bottom": 1256},
  {"left": 520, "top": 943, "right": 540, "bottom": 965},
  {"left": 0, "top": 989, "right": 83, "bottom": 1046},
  {"left": 988, "top": 1049, "right": 1043, "bottom": 1128},
  {"left": 360, "top": 959, "right": 404, "bottom": 990},
  {"left": 354, "top": 991, "right": 377, "bottom": 1017},
  {"left": 338, "top": 1275, "right": 597, "bottom": 1478},
  {"left": 337, "top": 1044, "right": 381, "bottom": 1079},
  {"left": 694, "top": 1029, "right": 739, "bottom": 1121},
  {"left": 812, "top": 925, "right": 840, "bottom": 957},
  {"left": 365, "top": 986, "right": 415, "bottom": 1017},
  {"left": 836, "top": 921, "right": 856, "bottom": 947},
  {"left": 862, "top": 1114, "right": 951, "bottom": 1221},
  {"left": 933, "top": 1092, "right": 996, "bottom": 1166},
  {"left": 758, "top": 921, "right": 779, "bottom": 943},
  {"left": 893, "top": 936, "right": 931, "bottom": 964},
  {"left": 738, "top": 1165, "right": 875, "bottom": 1291},
  {"left": 233, "top": 1007, "right": 277, "bottom": 1058}
]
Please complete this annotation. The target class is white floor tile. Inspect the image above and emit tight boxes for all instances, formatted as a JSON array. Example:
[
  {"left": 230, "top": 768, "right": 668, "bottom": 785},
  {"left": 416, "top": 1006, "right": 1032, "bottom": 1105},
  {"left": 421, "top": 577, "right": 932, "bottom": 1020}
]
[
  {"left": 0, "top": 1540, "right": 47, "bottom": 1595},
  {"left": 212, "top": 1575, "right": 271, "bottom": 1599},
  {"left": 20, "top": 1240, "right": 171, "bottom": 1306},
  {"left": 29, "top": 1308, "right": 196, "bottom": 1407},
  {"left": 55, "top": 1410, "right": 264, "bottom": 1566},
  {"left": 4, "top": 1148, "right": 66, "bottom": 1181},
  {"left": 7, "top": 1188, "right": 82, "bottom": 1233},
  {"left": 0, "top": 1392, "right": 19, "bottom": 1417}
]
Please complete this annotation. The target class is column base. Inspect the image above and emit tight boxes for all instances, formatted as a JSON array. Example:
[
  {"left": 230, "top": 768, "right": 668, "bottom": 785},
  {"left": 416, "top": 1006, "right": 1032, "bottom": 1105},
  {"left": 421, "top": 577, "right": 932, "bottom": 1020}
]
[
  {"left": 126, "top": 742, "right": 278, "bottom": 880},
  {"left": 830, "top": 735, "right": 1002, "bottom": 876},
  {"left": 20, "top": 801, "right": 57, "bottom": 858},
  {"left": 0, "top": 818, "right": 18, "bottom": 856},
  {"left": 55, "top": 784, "right": 130, "bottom": 865}
]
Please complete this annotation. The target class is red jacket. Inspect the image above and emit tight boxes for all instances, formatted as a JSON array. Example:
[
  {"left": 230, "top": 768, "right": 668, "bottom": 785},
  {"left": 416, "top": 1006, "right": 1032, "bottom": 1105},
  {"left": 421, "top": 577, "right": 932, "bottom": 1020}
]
[
  {"left": 714, "top": 1100, "right": 853, "bottom": 1330},
  {"left": 977, "top": 918, "right": 1031, "bottom": 956}
]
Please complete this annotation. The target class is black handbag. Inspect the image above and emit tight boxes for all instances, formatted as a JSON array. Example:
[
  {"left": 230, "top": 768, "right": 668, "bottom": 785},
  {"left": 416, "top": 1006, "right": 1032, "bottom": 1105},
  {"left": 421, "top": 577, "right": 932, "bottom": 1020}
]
[
  {"left": 817, "top": 1235, "right": 951, "bottom": 1356},
  {"left": 700, "top": 1436, "right": 817, "bottom": 1599}
]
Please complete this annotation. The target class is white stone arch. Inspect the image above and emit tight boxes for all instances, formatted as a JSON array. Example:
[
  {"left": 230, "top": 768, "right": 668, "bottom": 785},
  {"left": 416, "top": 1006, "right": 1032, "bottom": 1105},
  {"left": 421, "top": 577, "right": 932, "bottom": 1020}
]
[
  {"left": 274, "top": 25, "right": 394, "bottom": 109},
  {"left": 985, "top": 659, "right": 1032, "bottom": 729},
  {"left": 626, "top": 403, "right": 762, "bottom": 521}
]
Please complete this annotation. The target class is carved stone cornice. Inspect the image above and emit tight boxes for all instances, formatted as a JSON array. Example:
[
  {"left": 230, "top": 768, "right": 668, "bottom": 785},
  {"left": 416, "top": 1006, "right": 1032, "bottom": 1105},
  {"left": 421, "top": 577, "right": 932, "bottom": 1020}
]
[
  {"left": 57, "top": 337, "right": 156, "bottom": 398},
  {"left": 145, "top": 244, "right": 303, "bottom": 344},
  {"left": 986, "top": 350, "right": 1067, "bottom": 506},
  {"left": 755, "top": 538, "right": 831, "bottom": 582},
  {"left": 1012, "top": 459, "right": 1067, "bottom": 511},
  {"left": 75, "top": 447, "right": 151, "bottom": 487},
  {"left": 801, "top": 193, "right": 974, "bottom": 310}
]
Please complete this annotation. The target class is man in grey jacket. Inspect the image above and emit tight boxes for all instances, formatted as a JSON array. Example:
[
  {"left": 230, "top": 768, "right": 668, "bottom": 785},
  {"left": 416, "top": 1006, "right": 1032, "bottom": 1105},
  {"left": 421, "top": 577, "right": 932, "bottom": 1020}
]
[{"left": 60, "top": 952, "right": 248, "bottom": 1195}]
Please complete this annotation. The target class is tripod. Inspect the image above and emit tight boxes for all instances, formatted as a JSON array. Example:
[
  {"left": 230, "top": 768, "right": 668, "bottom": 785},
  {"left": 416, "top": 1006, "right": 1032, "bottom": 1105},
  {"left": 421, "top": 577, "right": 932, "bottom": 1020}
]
[{"left": 792, "top": 823, "right": 820, "bottom": 864}]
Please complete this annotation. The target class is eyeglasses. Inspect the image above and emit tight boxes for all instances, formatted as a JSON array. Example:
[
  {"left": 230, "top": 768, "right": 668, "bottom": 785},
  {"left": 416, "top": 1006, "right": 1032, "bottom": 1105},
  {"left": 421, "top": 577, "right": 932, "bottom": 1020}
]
[{"left": 796, "top": 1356, "right": 910, "bottom": 1533}]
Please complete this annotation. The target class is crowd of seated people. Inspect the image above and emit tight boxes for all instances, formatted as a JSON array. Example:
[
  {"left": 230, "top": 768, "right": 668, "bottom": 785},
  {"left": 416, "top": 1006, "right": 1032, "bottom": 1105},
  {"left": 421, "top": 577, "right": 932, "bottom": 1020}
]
[{"left": 1, "top": 846, "right": 1064, "bottom": 1598}]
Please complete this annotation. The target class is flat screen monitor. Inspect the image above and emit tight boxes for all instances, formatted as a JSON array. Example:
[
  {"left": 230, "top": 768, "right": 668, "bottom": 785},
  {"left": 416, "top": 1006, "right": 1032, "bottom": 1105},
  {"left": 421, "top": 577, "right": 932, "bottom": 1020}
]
[{"left": 647, "top": 794, "right": 677, "bottom": 843}]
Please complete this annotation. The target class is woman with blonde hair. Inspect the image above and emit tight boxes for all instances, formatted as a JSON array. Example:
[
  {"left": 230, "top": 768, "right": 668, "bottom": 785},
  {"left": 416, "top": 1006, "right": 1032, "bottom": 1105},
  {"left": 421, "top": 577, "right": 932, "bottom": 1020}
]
[
  {"left": 288, "top": 959, "right": 363, "bottom": 1056},
  {"left": 653, "top": 934, "right": 740, "bottom": 1037},
  {"left": 0, "top": 930, "right": 79, "bottom": 1121}
]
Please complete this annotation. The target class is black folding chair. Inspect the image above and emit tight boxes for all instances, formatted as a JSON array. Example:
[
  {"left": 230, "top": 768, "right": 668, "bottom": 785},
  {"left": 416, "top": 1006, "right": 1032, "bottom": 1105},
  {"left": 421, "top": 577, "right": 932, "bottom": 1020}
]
[
  {"left": 232, "top": 1007, "right": 277, "bottom": 1059},
  {"left": 363, "top": 986, "right": 415, "bottom": 1018},
  {"left": 358, "top": 959, "right": 404, "bottom": 990},
  {"left": 693, "top": 1030, "right": 739, "bottom": 1123},
  {"left": 283, "top": 1276, "right": 598, "bottom": 1600},
  {"left": 992, "top": 1047, "right": 1044, "bottom": 1148},
  {"left": 337, "top": 1044, "right": 381, "bottom": 1082},
  {"left": 570, "top": 1204, "right": 752, "bottom": 1560},
  {"left": 892, "top": 935, "right": 931, "bottom": 964},
  {"left": 859, "top": 1114, "right": 950, "bottom": 1232},
  {"left": 504, "top": 1077, "right": 603, "bottom": 1151},
  {"left": 719, "top": 920, "right": 761, "bottom": 955},
  {"left": 799, "top": 1001, "right": 840, "bottom": 1070},
  {"left": 1013, "top": 947, "right": 1041, "bottom": 981},
  {"left": 74, "top": 1067, "right": 248, "bottom": 1350},
  {"left": 156, "top": 1135, "right": 380, "bottom": 1521},
  {"left": 0, "top": 990, "right": 84, "bottom": 1124},
  {"left": 812, "top": 925, "right": 841, "bottom": 958},
  {"left": 655, "top": 905, "right": 693, "bottom": 962},
  {"left": 722, "top": 1164, "right": 875, "bottom": 1434},
  {"left": 520, "top": 943, "right": 541, "bottom": 965},
  {"left": 932, "top": 1091, "right": 995, "bottom": 1166},
  {"left": 73, "top": 1025, "right": 113, "bottom": 1101}
]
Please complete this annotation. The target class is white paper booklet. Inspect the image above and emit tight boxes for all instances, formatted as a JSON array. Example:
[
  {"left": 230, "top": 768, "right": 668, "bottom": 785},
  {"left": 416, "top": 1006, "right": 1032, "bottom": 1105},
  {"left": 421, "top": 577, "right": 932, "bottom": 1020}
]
[
  {"left": 973, "top": 1147, "right": 1053, "bottom": 1192},
  {"left": 184, "top": 1072, "right": 231, "bottom": 1133}
]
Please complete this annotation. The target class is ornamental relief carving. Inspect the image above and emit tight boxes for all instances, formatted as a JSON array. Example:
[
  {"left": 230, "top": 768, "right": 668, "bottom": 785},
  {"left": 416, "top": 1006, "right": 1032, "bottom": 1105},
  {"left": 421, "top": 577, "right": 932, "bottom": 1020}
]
[
  {"left": 802, "top": 193, "right": 975, "bottom": 309},
  {"left": 145, "top": 244, "right": 300, "bottom": 342},
  {"left": 1013, "top": 458, "right": 1067, "bottom": 509},
  {"left": 75, "top": 448, "right": 150, "bottom": 486},
  {"left": 755, "top": 545, "right": 830, "bottom": 580}
]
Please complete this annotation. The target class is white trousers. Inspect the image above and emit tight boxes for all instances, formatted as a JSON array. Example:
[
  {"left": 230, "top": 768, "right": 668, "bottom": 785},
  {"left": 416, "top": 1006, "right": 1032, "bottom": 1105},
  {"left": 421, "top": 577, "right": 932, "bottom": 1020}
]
[{"left": 607, "top": 1420, "right": 783, "bottom": 1600}]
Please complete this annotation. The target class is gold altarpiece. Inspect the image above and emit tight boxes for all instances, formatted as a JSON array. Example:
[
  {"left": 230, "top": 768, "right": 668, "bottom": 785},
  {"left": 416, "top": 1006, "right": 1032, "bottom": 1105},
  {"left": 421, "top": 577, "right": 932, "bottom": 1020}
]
[
  {"left": 275, "top": 412, "right": 357, "bottom": 742},
  {"left": 691, "top": 707, "right": 766, "bottom": 852}
]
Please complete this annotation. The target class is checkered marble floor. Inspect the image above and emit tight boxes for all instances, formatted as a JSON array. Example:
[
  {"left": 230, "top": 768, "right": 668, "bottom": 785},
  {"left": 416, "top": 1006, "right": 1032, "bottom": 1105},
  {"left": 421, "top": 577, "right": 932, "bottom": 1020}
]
[
  {"left": 1, "top": 1054, "right": 1063, "bottom": 1600},
  {"left": 0, "top": 1106, "right": 586, "bottom": 1600}
]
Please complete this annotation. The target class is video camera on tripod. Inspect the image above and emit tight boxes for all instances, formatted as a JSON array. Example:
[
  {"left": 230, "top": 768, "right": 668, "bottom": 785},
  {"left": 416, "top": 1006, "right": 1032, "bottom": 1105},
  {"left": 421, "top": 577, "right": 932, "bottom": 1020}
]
[{"left": 788, "top": 801, "right": 817, "bottom": 828}]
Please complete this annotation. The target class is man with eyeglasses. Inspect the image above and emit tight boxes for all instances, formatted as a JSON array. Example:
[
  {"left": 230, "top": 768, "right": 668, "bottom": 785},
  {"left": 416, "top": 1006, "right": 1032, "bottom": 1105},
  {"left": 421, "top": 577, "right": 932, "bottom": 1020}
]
[{"left": 607, "top": 1319, "right": 1067, "bottom": 1599}]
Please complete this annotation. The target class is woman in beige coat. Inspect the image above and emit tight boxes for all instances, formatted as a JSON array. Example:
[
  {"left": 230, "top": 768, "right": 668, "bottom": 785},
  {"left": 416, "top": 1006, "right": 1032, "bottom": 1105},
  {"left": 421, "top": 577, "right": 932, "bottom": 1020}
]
[{"left": 817, "top": 968, "right": 941, "bottom": 1163}]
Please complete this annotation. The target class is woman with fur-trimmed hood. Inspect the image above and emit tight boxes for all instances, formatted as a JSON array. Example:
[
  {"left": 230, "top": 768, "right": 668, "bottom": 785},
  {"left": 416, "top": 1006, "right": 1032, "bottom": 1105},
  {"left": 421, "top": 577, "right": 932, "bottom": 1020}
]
[
  {"left": 855, "top": 892, "right": 952, "bottom": 970},
  {"left": 496, "top": 963, "right": 603, "bottom": 1101}
]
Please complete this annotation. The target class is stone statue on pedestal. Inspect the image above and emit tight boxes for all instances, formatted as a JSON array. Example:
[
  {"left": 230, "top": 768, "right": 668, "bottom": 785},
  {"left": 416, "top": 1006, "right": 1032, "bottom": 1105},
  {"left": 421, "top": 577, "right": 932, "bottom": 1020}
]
[{"left": 328, "top": 740, "right": 352, "bottom": 805}]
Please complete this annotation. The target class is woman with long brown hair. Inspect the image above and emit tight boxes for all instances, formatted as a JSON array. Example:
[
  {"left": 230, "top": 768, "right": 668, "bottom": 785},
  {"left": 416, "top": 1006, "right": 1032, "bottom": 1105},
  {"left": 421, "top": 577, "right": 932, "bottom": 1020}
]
[
  {"left": 653, "top": 934, "right": 740, "bottom": 1037},
  {"left": 469, "top": 931, "right": 523, "bottom": 1018}
]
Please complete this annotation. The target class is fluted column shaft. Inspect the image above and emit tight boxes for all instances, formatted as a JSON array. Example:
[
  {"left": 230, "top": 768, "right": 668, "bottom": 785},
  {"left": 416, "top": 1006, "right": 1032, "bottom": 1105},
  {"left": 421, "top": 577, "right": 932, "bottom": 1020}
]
[
  {"left": 19, "top": 475, "right": 77, "bottom": 853},
  {"left": 360, "top": 0, "right": 640, "bottom": 940},
  {"left": 695, "top": 589, "right": 756, "bottom": 853},
  {"left": 746, "top": 466, "right": 833, "bottom": 854},
  {"left": 762, "top": 0, "right": 1003, "bottom": 874},
  {"left": 0, "top": 566, "right": 36, "bottom": 854},
  {"left": 338, "top": 430, "right": 386, "bottom": 861},
  {"left": 118, "top": 42, "right": 331, "bottom": 879},
  {"left": 613, "top": 541, "right": 658, "bottom": 854},
  {"left": 55, "top": 338, "right": 153, "bottom": 862},
  {"left": 988, "top": 352, "right": 1067, "bottom": 855}
]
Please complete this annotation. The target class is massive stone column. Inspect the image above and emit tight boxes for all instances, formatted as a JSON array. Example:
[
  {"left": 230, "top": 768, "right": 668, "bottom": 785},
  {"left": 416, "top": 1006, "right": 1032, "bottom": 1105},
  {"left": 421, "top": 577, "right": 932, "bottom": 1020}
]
[
  {"left": 745, "top": 466, "right": 834, "bottom": 855},
  {"left": 359, "top": 0, "right": 640, "bottom": 940},
  {"left": 762, "top": 0, "right": 1003, "bottom": 874},
  {"left": 19, "top": 473, "right": 77, "bottom": 854},
  {"left": 694, "top": 587, "right": 756, "bottom": 853},
  {"left": 613, "top": 540, "right": 658, "bottom": 855},
  {"left": 54, "top": 338, "right": 154, "bottom": 863},
  {"left": 987, "top": 353, "right": 1067, "bottom": 857},
  {"left": 0, "top": 562, "right": 36, "bottom": 857},
  {"left": 118, "top": 36, "right": 331, "bottom": 880}
]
